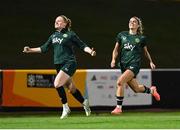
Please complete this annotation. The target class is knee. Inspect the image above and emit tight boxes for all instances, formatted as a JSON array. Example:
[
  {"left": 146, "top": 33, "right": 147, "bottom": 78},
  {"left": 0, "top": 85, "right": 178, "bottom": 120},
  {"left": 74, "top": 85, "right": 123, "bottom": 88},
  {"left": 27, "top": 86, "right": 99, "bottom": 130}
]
[
  {"left": 66, "top": 82, "right": 76, "bottom": 93},
  {"left": 54, "top": 81, "right": 63, "bottom": 88},
  {"left": 54, "top": 82, "right": 58, "bottom": 88},
  {"left": 69, "top": 87, "right": 76, "bottom": 93},
  {"left": 117, "top": 80, "right": 124, "bottom": 87}
]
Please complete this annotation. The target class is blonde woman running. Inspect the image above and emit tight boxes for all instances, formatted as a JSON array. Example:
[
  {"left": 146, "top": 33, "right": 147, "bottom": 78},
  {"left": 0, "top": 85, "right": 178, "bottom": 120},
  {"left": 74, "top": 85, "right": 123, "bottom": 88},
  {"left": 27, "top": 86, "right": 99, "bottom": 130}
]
[{"left": 111, "top": 16, "right": 160, "bottom": 114}]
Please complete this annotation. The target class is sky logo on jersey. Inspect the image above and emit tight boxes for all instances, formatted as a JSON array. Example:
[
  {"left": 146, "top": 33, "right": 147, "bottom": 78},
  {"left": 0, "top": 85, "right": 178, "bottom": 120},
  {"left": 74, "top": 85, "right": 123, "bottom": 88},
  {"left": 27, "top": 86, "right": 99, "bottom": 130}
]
[
  {"left": 124, "top": 43, "right": 135, "bottom": 51},
  {"left": 52, "top": 37, "right": 63, "bottom": 44}
]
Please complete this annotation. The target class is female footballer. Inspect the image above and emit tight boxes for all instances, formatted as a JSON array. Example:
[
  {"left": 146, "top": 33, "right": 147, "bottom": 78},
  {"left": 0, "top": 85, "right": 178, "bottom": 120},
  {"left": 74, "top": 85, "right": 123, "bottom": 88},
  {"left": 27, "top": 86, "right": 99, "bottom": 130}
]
[
  {"left": 23, "top": 15, "right": 96, "bottom": 119},
  {"left": 110, "top": 16, "right": 160, "bottom": 114}
]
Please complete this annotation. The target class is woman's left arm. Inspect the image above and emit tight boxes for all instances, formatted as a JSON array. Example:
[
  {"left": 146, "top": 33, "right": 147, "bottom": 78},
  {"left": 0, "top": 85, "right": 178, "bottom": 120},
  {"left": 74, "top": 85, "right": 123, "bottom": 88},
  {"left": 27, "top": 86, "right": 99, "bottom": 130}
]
[
  {"left": 72, "top": 32, "right": 96, "bottom": 56},
  {"left": 84, "top": 47, "right": 96, "bottom": 56},
  {"left": 143, "top": 46, "right": 156, "bottom": 69}
]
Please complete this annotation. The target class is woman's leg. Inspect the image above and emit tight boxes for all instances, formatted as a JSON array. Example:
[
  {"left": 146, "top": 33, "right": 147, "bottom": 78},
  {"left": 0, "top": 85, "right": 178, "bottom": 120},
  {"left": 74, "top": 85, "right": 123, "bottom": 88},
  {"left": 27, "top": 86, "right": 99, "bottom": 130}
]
[
  {"left": 54, "top": 70, "right": 70, "bottom": 119},
  {"left": 65, "top": 78, "right": 84, "bottom": 104},
  {"left": 54, "top": 70, "right": 70, "bottom": 104},
  {"left": 127, "top": 79, "right": 150, "bottom": 93},
  {"left": 128, "top": 79, "right": 160, "bottom": 101},
  {"left": 65, "top": 79, "right": 91, "bottom": 116},
  {"left": 111, "top": 69, "right": 134, "bottom": 114}
]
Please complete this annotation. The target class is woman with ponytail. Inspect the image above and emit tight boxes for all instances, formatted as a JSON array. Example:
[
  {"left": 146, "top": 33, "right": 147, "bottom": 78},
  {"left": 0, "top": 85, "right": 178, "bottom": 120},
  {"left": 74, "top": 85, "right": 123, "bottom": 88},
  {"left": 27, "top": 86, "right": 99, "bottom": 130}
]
[
  {"left": 110, "top": 16, "right": 160, "bottom": 114},
  {"left": 23, "top": 15, "right": 96, "bottom": 119}
]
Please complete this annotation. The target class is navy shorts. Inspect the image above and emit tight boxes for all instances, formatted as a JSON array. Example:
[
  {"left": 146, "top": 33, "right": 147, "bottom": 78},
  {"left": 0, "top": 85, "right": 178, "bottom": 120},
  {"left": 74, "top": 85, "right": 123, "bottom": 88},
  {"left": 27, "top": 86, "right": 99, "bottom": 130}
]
[
  {"left": 119, "top": 62, "right": 140, "bottom": 77},
  {"left": 55, "top": 61, "right": 77, "bottom": 77}
]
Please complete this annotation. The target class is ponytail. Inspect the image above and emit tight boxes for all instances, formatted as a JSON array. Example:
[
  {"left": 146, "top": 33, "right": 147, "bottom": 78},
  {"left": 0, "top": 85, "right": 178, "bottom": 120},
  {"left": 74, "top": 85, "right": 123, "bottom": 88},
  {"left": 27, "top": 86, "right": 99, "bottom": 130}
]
[
  {"left": 60, "top": 15, "right": 72, "bottom": 30},
  {"left": 133, "top": 16, "right": 143, "bottom": 35}
]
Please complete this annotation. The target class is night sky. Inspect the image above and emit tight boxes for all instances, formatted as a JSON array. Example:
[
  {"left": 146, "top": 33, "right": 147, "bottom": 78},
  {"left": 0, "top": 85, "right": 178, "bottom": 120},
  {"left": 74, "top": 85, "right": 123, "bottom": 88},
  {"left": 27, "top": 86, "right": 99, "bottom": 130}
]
[{"left": 1, "top": 0, "right": 180, "bottom": 69}]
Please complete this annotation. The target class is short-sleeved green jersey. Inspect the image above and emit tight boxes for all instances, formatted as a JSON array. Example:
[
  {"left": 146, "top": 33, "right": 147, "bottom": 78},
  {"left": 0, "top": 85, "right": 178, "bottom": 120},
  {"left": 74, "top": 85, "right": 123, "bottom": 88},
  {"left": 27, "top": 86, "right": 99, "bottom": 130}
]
[
  {"left": 116, "top": 31, "right": 147, "bottom": 65},
  {"left": 40, "top": 29, "right": 88, "bottom": 64}
]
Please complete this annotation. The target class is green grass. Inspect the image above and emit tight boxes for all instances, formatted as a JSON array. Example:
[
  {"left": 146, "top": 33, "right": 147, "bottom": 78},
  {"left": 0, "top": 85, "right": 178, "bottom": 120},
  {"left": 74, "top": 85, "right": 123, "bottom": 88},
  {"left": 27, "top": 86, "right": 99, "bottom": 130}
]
[{"left": 0, "top": 111, "right": 180, "bottom": 129}]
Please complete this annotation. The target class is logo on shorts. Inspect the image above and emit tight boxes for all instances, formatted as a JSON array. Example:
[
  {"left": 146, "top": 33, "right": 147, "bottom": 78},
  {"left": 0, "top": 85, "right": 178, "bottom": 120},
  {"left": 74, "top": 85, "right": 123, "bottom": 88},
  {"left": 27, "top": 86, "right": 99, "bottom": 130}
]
[
  {"left": 130, "top": 66, "right": 134, "bottom": 69},
  {"left": 64, "top": 68, "right": 69, "bottom": 71}
]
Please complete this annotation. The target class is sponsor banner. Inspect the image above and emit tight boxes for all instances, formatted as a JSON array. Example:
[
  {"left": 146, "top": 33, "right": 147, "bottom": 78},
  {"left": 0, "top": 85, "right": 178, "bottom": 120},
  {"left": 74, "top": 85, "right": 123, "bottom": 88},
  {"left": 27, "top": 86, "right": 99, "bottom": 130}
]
[
  {"left": 27, "top": 74, "right": 55, "bottom": 88},
  {"left": 1, "top": 69, "right": 151, "bottom": 107},
  {"left": 2, "top": 69, "right": 87, "bottom": 107},
  {"left": 86, "top": 69, "right": 152, "bottom": 106},
  {"left": 0, "top": 69, "right": 2, "bottom": 105}
]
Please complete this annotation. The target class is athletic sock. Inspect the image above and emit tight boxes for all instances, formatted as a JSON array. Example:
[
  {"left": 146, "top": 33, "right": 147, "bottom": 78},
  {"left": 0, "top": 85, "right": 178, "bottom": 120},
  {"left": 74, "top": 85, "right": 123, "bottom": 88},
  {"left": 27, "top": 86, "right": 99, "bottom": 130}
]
[
  {"left": 71, "top": 89, "right": 84, "bottom": 104},
  {"left": 116, "top": 96, "right": 124, "bottom": 107},
  {"left": 56, "top": 87, "right": 67, "bottom": 104},
  {"left": 117, "top": 105, "right": 122, "bottom": 109},
  {"left": 143, "top": 86, "right": 151, "bottom": 94}
]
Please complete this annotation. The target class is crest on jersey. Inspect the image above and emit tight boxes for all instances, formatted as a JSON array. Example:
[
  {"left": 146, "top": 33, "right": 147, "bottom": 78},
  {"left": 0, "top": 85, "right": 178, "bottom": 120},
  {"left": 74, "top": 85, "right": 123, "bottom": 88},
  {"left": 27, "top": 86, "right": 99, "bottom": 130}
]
[
  {"left": 121, "top": 36, "right": 127, "bottom": 42},
  {"left": 63, "top": 34, "right": 68, "bottom": 38},
  {"left": 135, "top": 38, "right": 140, "bottom": 43}
]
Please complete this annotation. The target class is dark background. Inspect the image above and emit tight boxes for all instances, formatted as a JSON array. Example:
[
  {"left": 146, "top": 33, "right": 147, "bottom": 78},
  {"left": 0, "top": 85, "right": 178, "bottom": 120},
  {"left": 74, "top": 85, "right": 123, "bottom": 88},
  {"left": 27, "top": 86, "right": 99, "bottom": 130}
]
[{"left": 1, "top": 0, "right": 180, "bottom": 69}]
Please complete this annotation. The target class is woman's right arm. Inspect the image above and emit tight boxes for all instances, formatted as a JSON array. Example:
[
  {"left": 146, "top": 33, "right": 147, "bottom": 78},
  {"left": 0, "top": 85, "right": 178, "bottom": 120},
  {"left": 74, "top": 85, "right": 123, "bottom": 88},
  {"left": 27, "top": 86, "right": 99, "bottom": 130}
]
[
  {"left": 23, "top": 35, "right": 53, "bottom": 53},
  {"left": 23, "top": 46, "right": 41, "bottom": 53},
  {"left": 111, "top": 42, "right": 120, "bottom": 68}
]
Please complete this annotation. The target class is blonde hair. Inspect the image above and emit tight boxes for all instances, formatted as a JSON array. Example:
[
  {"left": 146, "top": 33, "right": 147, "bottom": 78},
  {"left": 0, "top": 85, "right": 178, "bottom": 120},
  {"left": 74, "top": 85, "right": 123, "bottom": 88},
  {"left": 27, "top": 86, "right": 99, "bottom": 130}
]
[
  {"left": 60, "top": 15, "right": 71, "bottom": 30},
  {"left": 132, "top": 16, "right": 143, "bottom": 35}
]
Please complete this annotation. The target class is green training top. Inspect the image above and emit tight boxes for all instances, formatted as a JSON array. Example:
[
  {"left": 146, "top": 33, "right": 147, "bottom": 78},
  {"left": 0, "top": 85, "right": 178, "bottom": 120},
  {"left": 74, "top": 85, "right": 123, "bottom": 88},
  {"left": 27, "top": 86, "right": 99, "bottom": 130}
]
[
  {"left": 116, "top": 31, "right": 147, "bottom": 65},
  {"left": 40, "top": 29, "right": 88, "bottom": 64}
]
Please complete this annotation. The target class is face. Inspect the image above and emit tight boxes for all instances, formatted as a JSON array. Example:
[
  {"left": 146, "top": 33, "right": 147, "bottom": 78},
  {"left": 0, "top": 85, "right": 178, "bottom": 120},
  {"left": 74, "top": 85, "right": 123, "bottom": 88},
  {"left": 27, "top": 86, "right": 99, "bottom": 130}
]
[
  {"left": 54, "top": 16, "right": 67, "bottom": 30},
  {"left": 129, "top": 17, "right": 139, "bottom": 30}
]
